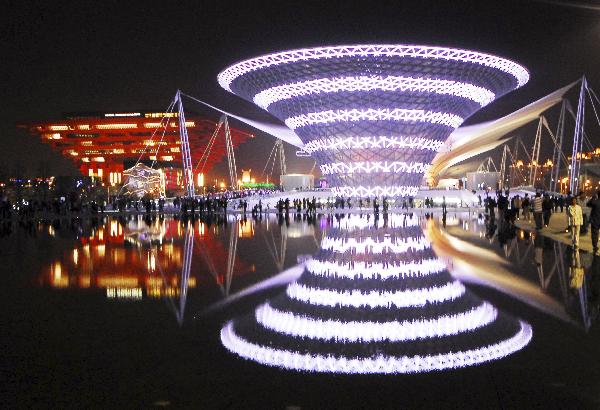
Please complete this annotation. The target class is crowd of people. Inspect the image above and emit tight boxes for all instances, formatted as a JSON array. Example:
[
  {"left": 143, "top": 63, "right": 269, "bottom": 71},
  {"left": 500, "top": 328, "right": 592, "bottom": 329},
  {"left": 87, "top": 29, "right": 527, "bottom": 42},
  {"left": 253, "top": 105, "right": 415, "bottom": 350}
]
[{"left": 481, "top": 189, "right": 600, "bottom": 253}]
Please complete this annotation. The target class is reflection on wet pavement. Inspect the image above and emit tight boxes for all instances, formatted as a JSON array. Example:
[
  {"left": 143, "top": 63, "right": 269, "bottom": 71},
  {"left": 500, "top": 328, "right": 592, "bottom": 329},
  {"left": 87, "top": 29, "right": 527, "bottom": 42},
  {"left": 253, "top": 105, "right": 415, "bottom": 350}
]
[
  {"left": 440, "top": 211, "right": 600, "bottom": 332},
  {"left": 222, "top": 213, "right": 531, "bottom": 373},
  {"left": 4, "top": 211, "right": 600, "bottom": 407}
]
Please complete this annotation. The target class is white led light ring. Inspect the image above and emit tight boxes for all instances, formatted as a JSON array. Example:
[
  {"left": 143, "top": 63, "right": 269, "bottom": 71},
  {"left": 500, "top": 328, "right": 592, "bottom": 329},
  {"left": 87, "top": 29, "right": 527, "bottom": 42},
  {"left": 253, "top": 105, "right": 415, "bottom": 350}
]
[
  {"left": 319, "top": 236, "right": 430, "bottom": 254},
  {"left": 220, "top": 320, "right": 532, "bottom": 374},
  {"left": 331, "top": 185, "right": 420, "bottom": 197},
  {"left": 320, "top": 161, "right": 430, "bottom": 175},
  {"left": 218, "top": 45, "right": 529, "bottom": 91},
  {"left": 285, "top": 108, "right": 463, "bottom": 130},
  {"left": 306, "top": 258, "right": 446, "bottom": 280},
  {"left": 327, "top": 214, "right": 421, "bottom": 230},
  {"left": 286, "top": 280, "right": 465, "bottom": 308},
  {"left": 253, "top": 76, "right": 495, "bottom": 109},
  {"left": 303, "top": 136, "right": 444, "bottom": 153},
  {"left": 255, "top": 302, "right": 497, "bottom": 342}
]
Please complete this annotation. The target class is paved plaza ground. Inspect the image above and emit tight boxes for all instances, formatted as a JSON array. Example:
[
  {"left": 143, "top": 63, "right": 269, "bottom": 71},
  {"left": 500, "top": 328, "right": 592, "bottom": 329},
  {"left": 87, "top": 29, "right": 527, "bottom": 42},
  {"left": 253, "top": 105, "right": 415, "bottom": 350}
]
[{"left": 514, "top": 210, "right": 597, "bottom": 253}]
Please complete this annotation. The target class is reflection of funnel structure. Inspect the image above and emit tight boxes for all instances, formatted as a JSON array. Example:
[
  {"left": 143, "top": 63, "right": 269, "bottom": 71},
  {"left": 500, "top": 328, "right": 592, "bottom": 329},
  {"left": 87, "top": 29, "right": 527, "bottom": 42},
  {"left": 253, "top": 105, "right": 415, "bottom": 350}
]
[
  {"left": 219, "top": 45, "right": 528, "bottom": 196},
  {"left": 221, "top": 214, "right": 531, "bottom": 373}
]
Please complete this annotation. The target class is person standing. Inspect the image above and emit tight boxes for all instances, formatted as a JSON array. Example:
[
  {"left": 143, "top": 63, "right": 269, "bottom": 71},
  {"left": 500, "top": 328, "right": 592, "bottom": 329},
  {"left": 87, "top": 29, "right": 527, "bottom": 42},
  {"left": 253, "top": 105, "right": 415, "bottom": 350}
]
[
  {"left": 533, "top": 192, "right": 543, "bottom": 229},
  {"left": 513, "top": 195, "right": 522, "bottom": 220},
  {"left": 587, "top": 191, "right": 600, "bottom": 254},
  {"left": 542, "top": 193, "right": 553, "bottom": 227},
  {"left": 522, "top": 193, "right": 530, "bottom": 221},
  {"left": 568, "top": 197, "right": 583, "bottom": 248}
]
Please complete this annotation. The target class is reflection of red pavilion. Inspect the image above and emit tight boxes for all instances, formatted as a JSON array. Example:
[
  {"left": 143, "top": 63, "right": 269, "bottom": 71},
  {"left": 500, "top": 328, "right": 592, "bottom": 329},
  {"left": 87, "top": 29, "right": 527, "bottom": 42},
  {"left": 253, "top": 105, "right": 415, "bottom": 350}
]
[
  {"left": 42, "top": 218, "right": 252, "bottom": 299},
  {"left": 18, "top": 111, "right": 254, "bottom": 190}
]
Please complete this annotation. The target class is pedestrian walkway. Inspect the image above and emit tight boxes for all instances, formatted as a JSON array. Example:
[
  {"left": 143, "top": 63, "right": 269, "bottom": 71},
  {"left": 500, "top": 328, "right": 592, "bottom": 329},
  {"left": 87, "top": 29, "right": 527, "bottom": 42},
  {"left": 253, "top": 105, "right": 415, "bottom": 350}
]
[{"left": 514, "top": 211, "right": 597, "bottom": 254}]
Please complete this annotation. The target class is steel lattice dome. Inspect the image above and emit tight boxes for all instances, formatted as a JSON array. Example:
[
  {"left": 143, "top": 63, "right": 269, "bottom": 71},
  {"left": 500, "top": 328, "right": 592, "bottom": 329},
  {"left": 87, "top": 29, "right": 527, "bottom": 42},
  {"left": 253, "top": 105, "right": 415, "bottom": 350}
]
[{"left": 219, "top": 45, "right": 528, "bottom": 196}]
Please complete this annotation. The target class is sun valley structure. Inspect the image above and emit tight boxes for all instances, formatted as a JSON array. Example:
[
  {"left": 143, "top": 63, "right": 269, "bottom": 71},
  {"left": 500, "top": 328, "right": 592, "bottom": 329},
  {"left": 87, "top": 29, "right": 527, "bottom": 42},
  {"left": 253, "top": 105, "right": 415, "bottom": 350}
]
[{"left": 217, "top": 44, "right": 529, "bottom": 197}]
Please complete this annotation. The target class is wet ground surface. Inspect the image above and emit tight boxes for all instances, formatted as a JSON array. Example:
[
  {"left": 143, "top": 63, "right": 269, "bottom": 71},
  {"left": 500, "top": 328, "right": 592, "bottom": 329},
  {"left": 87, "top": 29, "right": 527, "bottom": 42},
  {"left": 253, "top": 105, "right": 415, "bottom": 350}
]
[{"left": 2, "top": 212, "right": 600, "bottom": 409}]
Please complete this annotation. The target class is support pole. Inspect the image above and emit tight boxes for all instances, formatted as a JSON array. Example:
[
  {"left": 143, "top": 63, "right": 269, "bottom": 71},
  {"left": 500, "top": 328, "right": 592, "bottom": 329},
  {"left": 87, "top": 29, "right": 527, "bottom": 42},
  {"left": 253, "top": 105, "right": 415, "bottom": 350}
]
[
  {"left": 550, "top": 100, "right": 566, "bottom": 193},
  {"left": 276, "top": 140, "right": 287, "bottom": 176},
  {"left": 176, "top": 90, "right": 195, "bottom": 197},
  {"left": 222, "top": 115, "right": 238, "bottom": 189},
  {"left": 570, "top": 76, "right": 587, "bottom": 195},
  {"left": 500, "top": 145, "right": 508, "bottom": 191},
  {"left": 529, "top": 117, "right": 543, "bottom": 189}
]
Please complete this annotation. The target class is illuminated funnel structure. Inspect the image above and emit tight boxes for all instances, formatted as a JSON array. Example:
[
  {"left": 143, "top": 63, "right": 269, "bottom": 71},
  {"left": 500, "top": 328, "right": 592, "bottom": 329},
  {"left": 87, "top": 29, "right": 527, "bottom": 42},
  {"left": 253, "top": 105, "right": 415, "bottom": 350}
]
[
  {"left": 218, "top": 45, "right": 528, "bottom": 197},
  {"left": 221, "top": 215, "right": 532, "bottom": 373}
]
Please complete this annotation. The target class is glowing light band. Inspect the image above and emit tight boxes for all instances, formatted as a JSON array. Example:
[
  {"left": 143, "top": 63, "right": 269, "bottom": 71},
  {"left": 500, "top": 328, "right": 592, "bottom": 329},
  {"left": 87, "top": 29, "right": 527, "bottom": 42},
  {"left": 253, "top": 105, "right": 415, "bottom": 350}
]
[
  {"left": 331, "top": 185, "right": 419, "bottom": 197},
  {"left": 306, "top": 258, "right": 446, "bottom": 280},
  {"left": 319, "top": 236, "right": 430, "bottom": 254},
  {"left": 331, "top": 214, "right": 421, "bottom": 230},
  {"left": 255, "top": 302, "right": 497, "bottom": 342},
  {"left": 320, "top": 161, "right": 429, "bottom": 175},
  {"left": 286, "top": 280, "right": 465, "bottom": 308},
  {"left": 253, "top": 76, "right": 495, "bottom": 109},
  {"left": 220, "top": 320, "right": 532, "bottom": 374},
  {"left": 218, "top": 45, "right": 529, "bottom": 92},
  {"left": 285, "top": 108, "right": 463, "bottom": 130},
  {"left": 303, "top": 136, "right": 444, "bottom": 153}
]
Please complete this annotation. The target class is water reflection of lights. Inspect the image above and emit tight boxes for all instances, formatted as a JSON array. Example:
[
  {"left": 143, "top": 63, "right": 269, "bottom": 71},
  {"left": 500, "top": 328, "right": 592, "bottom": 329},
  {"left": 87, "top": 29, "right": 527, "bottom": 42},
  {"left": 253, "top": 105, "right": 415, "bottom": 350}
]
[
  {"left": 40, "top": 216, "right": 258, "bottom": 325},
  {"left": 238, "top": 220, "right": 254, "bottom": 238},
  {"left": 221, "top": 216, "right": 532, "bottom": 373},
  {"left": 320, "top": 236, "right": 430, "bottom": 254},
  {"left": 42, "top": 218, "right": 197, "bottom": 303},
  {"left": 221, "top": 321, "right": 532, "bottom": 374},
  {"left": 306, "top": 258, "right": 446, "bottom": 279},
  {"left": 221, "top": 214, "right": 532, "bottom": 374},
  {"left": 286, "top": 280, "right": 466, "bottom": 308},
  {"left": 427, "top": 220, "right": 586, "bottom": 327},
  {"left": 106, "top": 287, "right": 143, "bottom": 299},
  {"left": 333, "top": 213, "right": 420, "bottom": 230},
  {"left": 255, "top": 301, "right": 497, "bottom": 342}
]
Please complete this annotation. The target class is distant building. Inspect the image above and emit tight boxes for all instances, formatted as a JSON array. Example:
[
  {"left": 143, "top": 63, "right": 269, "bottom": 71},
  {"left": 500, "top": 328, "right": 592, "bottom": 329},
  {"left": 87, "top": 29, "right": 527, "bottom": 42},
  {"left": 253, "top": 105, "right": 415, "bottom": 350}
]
[
  {"left": 280, "top": 174, "right": 314, "bottom": 191},
  {"left": 18, "top": 111, "right": 254, "bottom": 192}
]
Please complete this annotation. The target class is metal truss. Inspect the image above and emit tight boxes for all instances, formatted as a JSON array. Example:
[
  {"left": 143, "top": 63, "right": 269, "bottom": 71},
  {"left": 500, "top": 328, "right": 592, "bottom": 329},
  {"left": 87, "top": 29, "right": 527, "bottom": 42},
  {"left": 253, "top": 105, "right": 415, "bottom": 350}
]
[
  {"left": 222, "top": 115, "right": 238, "bottom": 189},
  {"left": 476, "top": 157, "right": 498, "bottom": 173},
  {"left": 218, "top": 44, "right": 529, "bottom": 91},
  {"left": 549, "top": 100, "right": 568, "bottom": 192},
  {"left": 320, "top": 161, "right": 429, "bottom": 175},
  {"left": 285, "top": 108, "right": 463, "bottom": 130},
  {"left": 253, "top": 76, "right": 495, "bottom": 109},
  {"left": 570, "top": 77, "right": 587, "bottom": 194},
  {"left": 262, "top": 139, "right": 287, "bottom": 180},
  {"left": 220, "top": 44, "right": 527, "bottom": 197},
  {"left": 176, "top": 90, "right": 195, "bottom": 197},
  {"left": 303, "top": 136, "right": 444, "bottom": 153},
  {"left": 331, "top": 185, "right": 419, "bottom": 197}
]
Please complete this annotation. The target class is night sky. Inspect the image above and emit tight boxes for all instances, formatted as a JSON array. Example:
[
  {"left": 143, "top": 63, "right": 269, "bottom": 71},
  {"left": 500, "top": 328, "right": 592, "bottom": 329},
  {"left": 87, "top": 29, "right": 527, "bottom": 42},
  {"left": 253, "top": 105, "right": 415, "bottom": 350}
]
[{"left": 3, "top": 0, "right": 600, "bottom": 179}]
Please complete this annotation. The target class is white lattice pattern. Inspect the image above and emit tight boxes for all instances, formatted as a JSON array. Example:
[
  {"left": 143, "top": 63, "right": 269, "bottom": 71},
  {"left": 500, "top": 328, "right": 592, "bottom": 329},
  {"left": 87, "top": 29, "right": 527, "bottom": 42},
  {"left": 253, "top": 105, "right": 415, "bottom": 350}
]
[
  {"left": 286, "top": 280, "right": 465, "bottom": 308},
  {"left": 285, "top": 108, "right": 463, "bottom": 130},
  {"left": 331, "top": 185, "right": 420, "bottom": 197},
  {"left": 220, "top": 321, "right": 533, "bottom": 373},
  {"left": 320, "top": 161, "right": 430, "bottom": 175},
  {"left": 319, "top": 235, "right": 430, "bottom": 254},
  {"left": 303, "top": 136, "right": 444, "bottom": 153},
  {"left": 255, "top": 302, "right": 497, "bottom": 342},
  {"left": 253, "top": 75, "right": 495, "bottom": 109},
  {"left": 306, "top": 258, "right": 447, "bottom": 280},
  {"left": 218, "top": 44, "right": 529, "bottom": 91},
  {"left": 331, "top": 213, "right": 421, "bottom": 230}
]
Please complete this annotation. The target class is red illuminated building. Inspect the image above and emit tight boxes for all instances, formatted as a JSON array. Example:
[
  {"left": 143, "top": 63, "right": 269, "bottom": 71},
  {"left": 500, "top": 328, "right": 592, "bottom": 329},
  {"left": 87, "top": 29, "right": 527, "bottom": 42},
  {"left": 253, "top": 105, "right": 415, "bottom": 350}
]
[{"left": 19, "top": 111, "right": 254, "bottom": 190}]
